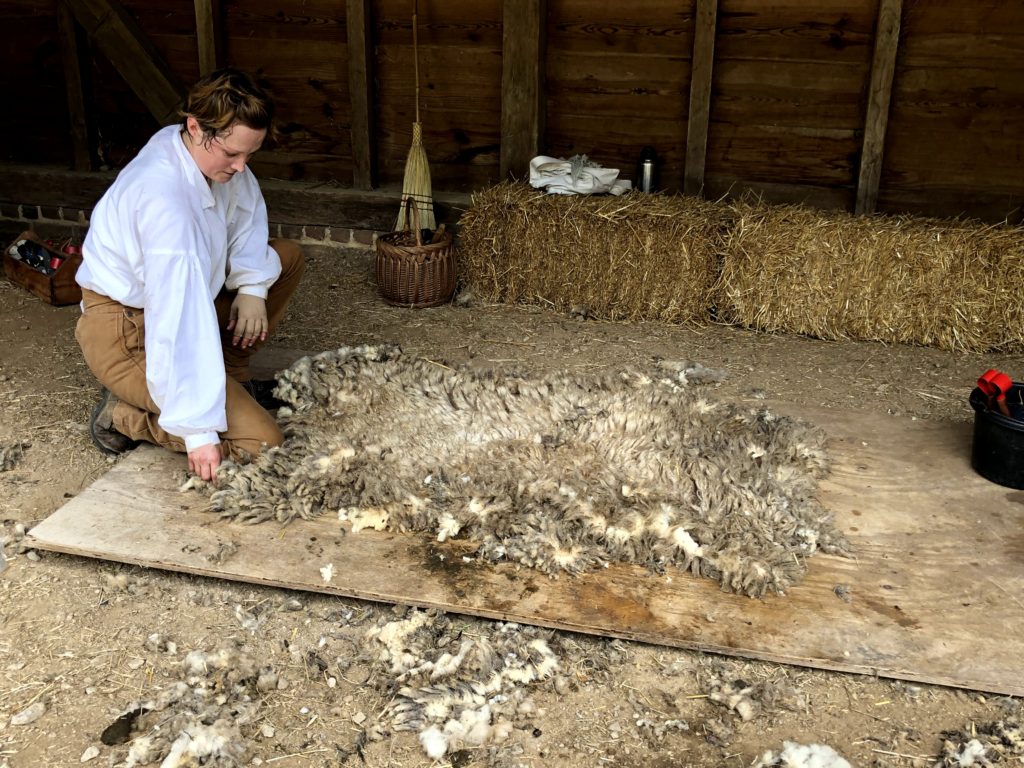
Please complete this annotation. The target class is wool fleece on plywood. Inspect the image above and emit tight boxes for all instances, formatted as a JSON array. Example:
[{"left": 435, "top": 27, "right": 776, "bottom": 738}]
[{"left": 203, "top": 345, "right": 850, "bottom": 597}]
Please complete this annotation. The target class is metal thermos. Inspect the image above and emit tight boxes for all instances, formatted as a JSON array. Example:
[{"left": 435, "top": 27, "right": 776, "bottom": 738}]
[{"left": 637, "top": 146, "right": 657, "bottom": 192}]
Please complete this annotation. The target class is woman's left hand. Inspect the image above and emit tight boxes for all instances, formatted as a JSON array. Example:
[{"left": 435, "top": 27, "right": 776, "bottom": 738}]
[{"left": 227, "top": 294, "right": 268, "bottom": 348}]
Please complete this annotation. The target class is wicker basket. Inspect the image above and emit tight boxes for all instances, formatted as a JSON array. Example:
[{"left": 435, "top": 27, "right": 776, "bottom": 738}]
[{"left": 375, "top": 200, "right": 457, "bottom": 308}]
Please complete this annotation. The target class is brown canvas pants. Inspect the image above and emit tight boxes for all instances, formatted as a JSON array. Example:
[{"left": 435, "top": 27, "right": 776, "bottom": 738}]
[{"left": 75, "top": 239, "right": 305, "bottom": 461}]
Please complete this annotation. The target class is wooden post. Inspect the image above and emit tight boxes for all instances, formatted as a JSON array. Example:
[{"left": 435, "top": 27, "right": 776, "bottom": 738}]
[
  {"left": 194, "top": 0, "right": 223, "bottom": 76},
  {"left": 500, "top": 0, "right": 546, "bottom": 180},
  {"left": 347, "top": 0, "right": 377, "bottom": 189},
  {"left": 856, "top": 0, "right": 903, "bottom": 215},
  {"left": 57, "top": 0, "right": 97, "bottom": 171},
  {"left": 64, "top": 0, "right": 185, "bottom": 126},
  {"left": 684, "top": 0, "right": 718, "bottom": 196}
]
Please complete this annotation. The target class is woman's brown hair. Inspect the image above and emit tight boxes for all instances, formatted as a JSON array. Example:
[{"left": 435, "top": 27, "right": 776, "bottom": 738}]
[{"left": 180, "top": 68, "right": 276, "bottom": 146}]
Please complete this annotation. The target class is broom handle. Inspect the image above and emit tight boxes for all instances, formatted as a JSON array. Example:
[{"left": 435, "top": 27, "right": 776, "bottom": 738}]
[{"left": 413, "top": 0, "right": 420, "bottom": 125}]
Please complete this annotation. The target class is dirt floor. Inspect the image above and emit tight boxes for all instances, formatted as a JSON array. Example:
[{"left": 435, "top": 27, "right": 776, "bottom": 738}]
[{"left": 1, "top": 243, "right": 1022, "bottom": 768}]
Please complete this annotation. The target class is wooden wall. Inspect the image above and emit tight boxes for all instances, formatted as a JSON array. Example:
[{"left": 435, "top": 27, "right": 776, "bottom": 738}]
[{"left": 1, "top": 0, "right": 1022, "bottom": 222}]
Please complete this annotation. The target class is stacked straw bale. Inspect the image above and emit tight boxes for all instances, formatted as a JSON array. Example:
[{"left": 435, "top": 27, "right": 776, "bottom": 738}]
[
  {"left": 457, "top": 184, "right": 1024, "bottom": 352},
  {"left": 458, "top": 182, "right": 729, "bottom": 323},
  {"left": 715, "top": 201, "right": 1024, "bottom": 352}
]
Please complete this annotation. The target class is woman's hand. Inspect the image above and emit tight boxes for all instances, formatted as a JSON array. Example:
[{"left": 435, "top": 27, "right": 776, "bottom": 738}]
[
  {"left": 188, "top": 442, "right": 222, "bottom": 482},
  {"left": 227, "top": 294, "right": 268, "bottom": 348}
]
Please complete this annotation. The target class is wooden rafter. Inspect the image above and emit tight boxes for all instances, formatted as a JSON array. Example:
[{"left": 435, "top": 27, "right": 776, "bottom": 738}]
[
  {"left": 63, "top": 0, "right": 186, "bottom": 126},
  {"left": 684, "top": 0, "right": 718, "bottom": 196},
  {"left": 57, "top": 0, "right": 97, "bottom": 171},
  {"left": 347, "top": 0, "right": 377, "bottom": 189},
  {"left": 194, "top": 0, "right": 224, "bottom": 76},
  {"left": 500, "top": 0, "right": 546, "bottom": 180},
  {"left": 856, "top": 0, "right": 903, "bottom": 215}
]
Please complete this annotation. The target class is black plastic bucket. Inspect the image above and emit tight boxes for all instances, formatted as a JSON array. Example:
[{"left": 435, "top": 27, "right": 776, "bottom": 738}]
[{"left": 969, "top": 383, "right": 1024, "bottom": 489}]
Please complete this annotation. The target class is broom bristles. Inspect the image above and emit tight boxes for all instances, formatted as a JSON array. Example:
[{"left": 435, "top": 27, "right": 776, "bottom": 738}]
[{"left": 396, "top": 122, "right": 436, "bottom": 231}]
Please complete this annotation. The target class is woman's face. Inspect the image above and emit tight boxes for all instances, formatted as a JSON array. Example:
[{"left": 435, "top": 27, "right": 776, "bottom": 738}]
[{"left": 184, "top": 117, "right": 266, "bottom": 184}]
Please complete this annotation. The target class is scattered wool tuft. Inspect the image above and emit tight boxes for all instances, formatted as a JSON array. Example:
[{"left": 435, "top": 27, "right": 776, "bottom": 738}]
[
  {"left": 362, "top": 609, "right": 561, "bottom": 760},
  {"left": 111, "top": 644, "right": 274, "bottom": 767},
  {"left": 0, "top": 442, "right": 27, "bottom": 471},
  {"left": 200, "top": 345, "right": 849, "bottom": 597},
  {"left": 938, "top": 718, "right": 1024, "bottom": 766},
  {"left": 752, "top": 741, "right": 852, "bottom": 768}
]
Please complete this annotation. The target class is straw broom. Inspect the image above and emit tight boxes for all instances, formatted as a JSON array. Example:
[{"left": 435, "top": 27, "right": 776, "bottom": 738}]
[{"left": 395, "top": 0, "right": 436, "bottom": 232}]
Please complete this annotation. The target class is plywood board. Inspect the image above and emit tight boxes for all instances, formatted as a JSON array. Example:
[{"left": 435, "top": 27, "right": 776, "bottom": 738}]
[{"left": 26, "top": 403, "right": 1024, "bottom": 696}]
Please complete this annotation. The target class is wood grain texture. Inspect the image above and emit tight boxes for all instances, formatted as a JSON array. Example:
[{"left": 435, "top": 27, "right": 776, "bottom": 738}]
[
  {"left": 26, "top": 401, "right": 1024, "bottom": 696},
  {"left": 347, "top": 0, "right": 376, "bottom": 189},
  {"left": 193, "top": 0, "right": 223, "bottom": 75},
  {"left": 57, "top": 0, "right": 97, "bottom": 171},
  {"left": 684, "top": 0, "right": 717, "bottom": 195},
  {"left": 63, "top": 0, "right": 185, "bottom": 125},
  {"left": 855, "top": 0, "right": 902, "bottom": 216},
  {"left": 500, "top": 0, "right": 545, "bottom": 179},
  {"left": 715, "top": 0, "right": 876, "bottom": 64}
]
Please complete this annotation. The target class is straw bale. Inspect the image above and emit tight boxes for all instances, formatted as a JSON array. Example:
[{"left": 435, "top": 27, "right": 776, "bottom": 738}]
[
  {"left": 715, "top": 201, "right": 1024, "bottom": 353},
  {"left": 458, "top": 182, "right": 728, "bottom": 323}
]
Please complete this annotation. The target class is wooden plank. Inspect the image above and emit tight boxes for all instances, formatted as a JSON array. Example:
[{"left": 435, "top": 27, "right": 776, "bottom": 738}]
[
  {"left": 715, "top": 0, "right": 876, "bottom": 65},
  {"left": 856, "top": 0, "right": 902, "bottom": 216},
  {"left": 25, "top": 402, "right": 1024, "bottom": 696},
  {"left": 346, "top": 0, "right": 376, "bottom": 189},
  {"left": 63, "top": 0, "right": 186, "bottom": 125},
  {"left": 194, "top": 0, "right": 223, "bottom": 75},
  {"left": 683, "top": 0, "right": 717, "bottom": 195},
  {"left": 500, "top": 0, "right": 546, "bottom": 180},
  {"left": 56, "top": 0, "right": 97, "bottom": 171},
  {"left": 545, "top": 0, "right": 695, "bottom": 56}
]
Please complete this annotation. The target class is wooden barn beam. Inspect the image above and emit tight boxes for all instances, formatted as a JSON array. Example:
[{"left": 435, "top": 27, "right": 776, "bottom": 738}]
[
  {"left": 500, "top": 0, "right": 546, "bottom": 180},
  {"left": 57, "top": 0, "right": 98, "bottom": 171},
  {"left": 684, "top": 0, "right": 718, "bottom": 196},
  {"left": 856, "top": 0, "right": 903, "bottom": 216},
  {"left": 347, "top": 0, "right": 377, "bottom": 189},
  {"left": 194, "top": 0, "right": 224, "bottom": 76},
  {"left": 63, "top": 0, "right": 186, "bottom": 126}
]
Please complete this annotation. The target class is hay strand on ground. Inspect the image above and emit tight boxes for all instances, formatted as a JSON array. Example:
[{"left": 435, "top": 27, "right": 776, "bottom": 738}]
[
  {"left": 458, "top": 182, "right": 728, "bottom": 324},
  {"left": 715, "top": 201, "right": 1024, "bottom": 352}
]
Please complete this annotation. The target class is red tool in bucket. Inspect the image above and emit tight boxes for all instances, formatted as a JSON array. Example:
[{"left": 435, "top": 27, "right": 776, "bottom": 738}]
[{"left": 977, "top": 369, "right": 1013, "bottom": 418}]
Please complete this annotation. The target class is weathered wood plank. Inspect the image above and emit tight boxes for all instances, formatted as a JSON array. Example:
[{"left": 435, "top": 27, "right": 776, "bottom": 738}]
[
  {"left": 347, "top": 0, "right": 376, "bottom": 189},
  {"left": 710, "top": 60, "right": 866, "bottom": 128},
  {"left": 855, "top": 0, "right": 902, "bottom": 216},
  {"left": 375, "top": 0, "right": 502, "bottom": 47},
  {"left": 708, "top": 123, "right": 860, "bottom": 187},
  {"left": 546, "top": 0, "right": 695, "bottom": 56},
  {"left": 500, "top": 0, "right": 545, "bottom": 179},
  {"left": 63, "top": 0, "right": 186, "bottom": 126},
  {"left": 222, "top": 0, "right": 346, "bottom": 41},
  {"left": 194, "top": 0, "right": 223, "bottom": 75},
  {"left": 684, "top": 0, "right": 717, "bottom": 195},
  {"left": 715, "top": 0, "right": 876, "bottom": 64},
  {"left": 57, "top": 0, "right": 97, "bottom": 172},
  {"left": 25, "top": 403, "right": 1024, "bottom": 696}
]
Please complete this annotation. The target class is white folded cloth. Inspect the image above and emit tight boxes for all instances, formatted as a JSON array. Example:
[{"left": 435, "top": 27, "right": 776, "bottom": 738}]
[{"left": 529, "top": 155, "right": 632, "bottom": 196}]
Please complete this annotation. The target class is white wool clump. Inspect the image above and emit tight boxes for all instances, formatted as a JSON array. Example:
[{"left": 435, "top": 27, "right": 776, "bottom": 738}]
[
  {"left": 419, "top": 726, "right": 448, "bottom": 759},
  {"left": 365, "top": 611, "right": 560, "bottom": 760},
  {"left": 347, "top": 506, "right": 389, "bottom": 532},
  {"left": 364, "top": 611, "right": 433, "bottom": 674},
  {"left": 159, "top": 721, "right": 243, "bottom": 767},
  {"left": 436, "top": 512, "right": 462, "bottom": 542},
  {"left": 953, "top": 739, "right": 990, "bottom": 766},
  {"left": 752, "top": 741, "right": 851, "bottom": 768},
  {"left": 671, "top": 527, "right": 704, "bottom": 559}
]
